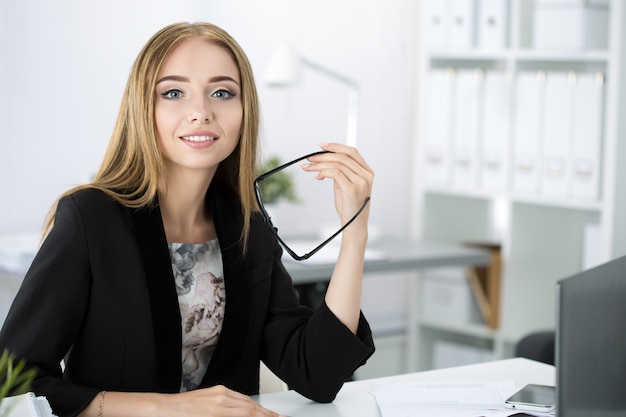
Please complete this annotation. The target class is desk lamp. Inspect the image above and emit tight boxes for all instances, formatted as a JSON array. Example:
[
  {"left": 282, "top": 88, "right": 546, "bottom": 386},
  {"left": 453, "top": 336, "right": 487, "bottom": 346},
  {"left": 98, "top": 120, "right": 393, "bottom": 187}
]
[{"left": 266, "top": 45, "right": 360, "bottom": 147}]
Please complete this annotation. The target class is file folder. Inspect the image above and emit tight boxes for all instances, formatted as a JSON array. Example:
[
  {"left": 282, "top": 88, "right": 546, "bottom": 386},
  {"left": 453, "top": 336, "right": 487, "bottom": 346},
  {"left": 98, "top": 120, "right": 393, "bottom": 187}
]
[
  {"left": 513, "top": 71, "right": 544, "bottom": 194},
  {"left": 452, "top": 69, "right": 482, "bottom": 188},
  {"left": 571, "top": 72, "right": 604, "bottom": 200},
  {"left": 448, "top": 0, "right": 476, "bottom": 49},
  {"left": 541, "top": 72, "right": 574, "bottom": 197},
  {"left": 425, "top": 69, "right": 455, "bottom": 185},
  {"left": 426, "top": 0, "right": 450, "bottom": 49},
  {"left": 477, "top": 0, "right": 507, "bottom": 50},
  {"left": 481, "top": 71, "right": 510, "bottom": 191}
]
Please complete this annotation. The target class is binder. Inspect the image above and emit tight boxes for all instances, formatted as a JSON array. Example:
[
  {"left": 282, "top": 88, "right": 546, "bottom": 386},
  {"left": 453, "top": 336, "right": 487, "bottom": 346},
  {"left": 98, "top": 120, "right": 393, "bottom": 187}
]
[
  {"left": 425, "top": 69, "right": 455, "bottom": 186},
  {"left": 426, "top": 0, "right": 450, "bottom": 49},
  {"left": 541, "top": 72, "right": 574, "bottom": 197},
  {"left": 452, "top": 68, "right": 482, "bottom": 188},
  {"left": 513, "top": 71, "right": 545, "bottom": 194},
  {"left": 477, "top": 0, "right": 507, "bottom": 50},
  {"left": 571, "top": 72, "right": 604, "bottom": 200},
  {"left": 448, "top": 0, "right": 476, "bottom": 49},
  {"left": 480, "top": 70, "right": 510, "bottom": 191}
]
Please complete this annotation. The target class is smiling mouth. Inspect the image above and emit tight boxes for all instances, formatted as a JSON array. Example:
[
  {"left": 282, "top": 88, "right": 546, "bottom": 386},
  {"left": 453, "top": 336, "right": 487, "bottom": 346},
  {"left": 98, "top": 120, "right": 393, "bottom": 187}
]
[{"left": 181, "top": 135, "right": 216, "bottom": 142}]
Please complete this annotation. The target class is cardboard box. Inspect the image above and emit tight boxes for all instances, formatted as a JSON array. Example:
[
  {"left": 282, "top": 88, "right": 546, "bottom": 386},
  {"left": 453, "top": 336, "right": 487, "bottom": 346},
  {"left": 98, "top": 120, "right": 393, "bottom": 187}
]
[{"left": 420, "top": 267, "right": 483, "bottom": 324}]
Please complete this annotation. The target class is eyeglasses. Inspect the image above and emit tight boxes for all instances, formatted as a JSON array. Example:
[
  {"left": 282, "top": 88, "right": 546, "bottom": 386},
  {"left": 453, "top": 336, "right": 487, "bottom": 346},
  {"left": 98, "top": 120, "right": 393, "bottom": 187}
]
[{"left": 254, "top": 150, "right": 370, "bottom": 261}]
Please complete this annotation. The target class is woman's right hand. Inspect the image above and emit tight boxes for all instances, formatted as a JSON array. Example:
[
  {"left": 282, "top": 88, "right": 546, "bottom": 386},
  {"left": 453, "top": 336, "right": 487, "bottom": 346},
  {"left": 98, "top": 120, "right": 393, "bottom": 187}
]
[
  {"left": 161, "top": 385, "right": 283, "bottom": 417},
  {"left": 81, "top": 385, "right": 284, "bottom": 417}
]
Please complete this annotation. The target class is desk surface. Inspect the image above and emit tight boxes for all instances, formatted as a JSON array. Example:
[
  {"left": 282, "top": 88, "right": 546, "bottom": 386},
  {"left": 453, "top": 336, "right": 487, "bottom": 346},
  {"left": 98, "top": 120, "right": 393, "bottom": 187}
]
[
  {"left": 255, "top": 358, "right": 555, "bottom": 417},
  {"left": 283, "top": 237, "right": 491, "bottom": 284}
]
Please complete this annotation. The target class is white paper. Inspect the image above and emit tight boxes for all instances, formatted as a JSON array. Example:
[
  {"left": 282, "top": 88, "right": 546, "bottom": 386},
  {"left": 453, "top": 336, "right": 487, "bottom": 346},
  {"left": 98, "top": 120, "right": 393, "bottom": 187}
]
[
  {"left": 0, "top": 392, "right": 57, "bottom": 417},
  {"left": 372, "top": 380, "right": 554, "bottom": 417}
]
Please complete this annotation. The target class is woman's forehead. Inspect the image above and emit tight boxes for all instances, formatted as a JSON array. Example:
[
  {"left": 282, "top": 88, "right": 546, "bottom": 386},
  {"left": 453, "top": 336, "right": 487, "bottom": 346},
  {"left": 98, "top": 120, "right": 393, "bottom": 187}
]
[{"left": 158, "top": 38, "right": 240, "bottom": 82}]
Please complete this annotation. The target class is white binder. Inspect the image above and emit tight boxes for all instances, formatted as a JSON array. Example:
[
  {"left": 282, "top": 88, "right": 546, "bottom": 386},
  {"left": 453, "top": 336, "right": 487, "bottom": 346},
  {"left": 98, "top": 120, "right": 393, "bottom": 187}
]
[
  {"left": 477, "top": 0, "right": 507, "bottom": 50},
  {"left": 571, "top": 72, "right": 604, "bottom": 200},
  {"left": 480, "top": 71, "right": 510, "bottom": 191},
  {"left": 448, "top": 0, "right": 476, "bottom": 49},
  {"left": 452, "top": 68, "right": 482, "bottom": 188},
  {"left": 541, "top": 72, "right": 574, "bottom": 197},
  {"left": 513, "top": 71, "right": 545, "bottom": 194},
  {"left": 426, "top": 0, "right": 450, "bottom": 49},
  {"left": 425, "top": 69, "right": 455, "bottom": 186}
]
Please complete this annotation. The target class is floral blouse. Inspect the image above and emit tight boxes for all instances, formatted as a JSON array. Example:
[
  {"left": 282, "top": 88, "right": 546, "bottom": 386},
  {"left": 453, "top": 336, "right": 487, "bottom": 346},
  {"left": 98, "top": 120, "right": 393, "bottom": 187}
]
[{"left": 168, "top": 239, "right": 225, "bottom": 392}]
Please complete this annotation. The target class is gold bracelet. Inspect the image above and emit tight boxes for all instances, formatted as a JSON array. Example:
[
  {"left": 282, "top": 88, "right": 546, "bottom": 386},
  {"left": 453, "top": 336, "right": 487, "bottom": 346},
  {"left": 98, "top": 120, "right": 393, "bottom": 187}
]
[{"left": 97, "top": 391, "right": 105, "bottom": 417}]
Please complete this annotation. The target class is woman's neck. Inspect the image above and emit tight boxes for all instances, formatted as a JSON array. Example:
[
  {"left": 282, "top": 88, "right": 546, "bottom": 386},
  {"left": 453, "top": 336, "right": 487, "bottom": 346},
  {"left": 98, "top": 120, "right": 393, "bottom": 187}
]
[{"left": 158, "top": 169, "right": 217, "bottom": 244}]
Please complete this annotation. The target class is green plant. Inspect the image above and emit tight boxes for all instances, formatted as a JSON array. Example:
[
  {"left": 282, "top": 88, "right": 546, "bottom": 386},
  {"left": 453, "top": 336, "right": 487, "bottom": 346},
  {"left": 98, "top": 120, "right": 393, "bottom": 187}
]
[
  {"left": 257, "top": 156, "right": 299, "bottom": 205},
  {"left": 0, "top": 349, "right": 37, "bottom": 407}
]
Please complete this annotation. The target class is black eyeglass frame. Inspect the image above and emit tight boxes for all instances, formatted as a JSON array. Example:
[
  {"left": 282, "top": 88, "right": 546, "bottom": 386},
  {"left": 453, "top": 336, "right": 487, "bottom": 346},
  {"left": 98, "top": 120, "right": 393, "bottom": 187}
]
[{"left": 254, "top": 150, "right": 371, "bottom": 261}]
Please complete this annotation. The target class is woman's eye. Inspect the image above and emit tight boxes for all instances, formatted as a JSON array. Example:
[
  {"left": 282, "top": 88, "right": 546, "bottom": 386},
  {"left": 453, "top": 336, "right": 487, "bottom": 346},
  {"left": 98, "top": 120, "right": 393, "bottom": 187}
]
[
  {"left": 161, "top": 89, "right": 183, "bottom": 99},
  {"left": 212, "top": 89, "right": 235, "bottom": 99}
]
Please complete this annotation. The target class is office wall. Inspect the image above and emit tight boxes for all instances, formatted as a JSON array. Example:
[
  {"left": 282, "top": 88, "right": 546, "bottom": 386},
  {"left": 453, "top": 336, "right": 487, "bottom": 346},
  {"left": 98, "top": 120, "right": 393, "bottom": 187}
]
[{"left": 0, "top": 0, "right": 418, "bottom": 238}]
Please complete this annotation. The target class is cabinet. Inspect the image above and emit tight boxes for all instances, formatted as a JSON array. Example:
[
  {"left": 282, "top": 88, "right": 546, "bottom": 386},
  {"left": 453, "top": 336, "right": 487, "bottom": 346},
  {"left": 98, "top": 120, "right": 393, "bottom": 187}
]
[{"left": 410, "top": 0, "right": 626, "bottom": 370}]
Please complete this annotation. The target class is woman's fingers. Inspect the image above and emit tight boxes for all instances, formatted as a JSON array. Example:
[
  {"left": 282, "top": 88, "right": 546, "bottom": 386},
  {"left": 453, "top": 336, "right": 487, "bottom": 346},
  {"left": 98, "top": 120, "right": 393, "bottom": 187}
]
[
  {"left": 301, "top": 143, "right": 374, "bottom": 224},
  {"left": 304, "top": 145, "right": 373, "bottom": 189},
  {"left": 312, "top": 144, "right": 373, "bottom": 184},
  {"left": 171, "top": 385, "right": 281, "bottom": 417}
]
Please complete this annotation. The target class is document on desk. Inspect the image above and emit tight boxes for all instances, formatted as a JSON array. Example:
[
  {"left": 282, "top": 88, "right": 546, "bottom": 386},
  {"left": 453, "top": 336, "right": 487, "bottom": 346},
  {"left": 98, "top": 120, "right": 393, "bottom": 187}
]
[{"left": 372, "top": 380, "right": 553, "bottom": 417}]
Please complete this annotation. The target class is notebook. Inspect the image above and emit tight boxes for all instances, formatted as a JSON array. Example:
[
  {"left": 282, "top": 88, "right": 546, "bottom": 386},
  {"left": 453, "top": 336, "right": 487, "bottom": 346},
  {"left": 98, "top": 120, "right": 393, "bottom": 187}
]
[
  {"left": 556, "top": 254, "right": 626, "bottom": 417},
  {"left": 0, "top": 392, "right": 56, "bottom": 417}
]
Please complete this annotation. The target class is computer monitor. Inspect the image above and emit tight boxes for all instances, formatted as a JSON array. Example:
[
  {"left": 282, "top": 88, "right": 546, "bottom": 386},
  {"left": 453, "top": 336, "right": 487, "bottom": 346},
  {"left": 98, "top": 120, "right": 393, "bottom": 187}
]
[{"left": 556, "top": 254, "right": 626, "bottom": 417}]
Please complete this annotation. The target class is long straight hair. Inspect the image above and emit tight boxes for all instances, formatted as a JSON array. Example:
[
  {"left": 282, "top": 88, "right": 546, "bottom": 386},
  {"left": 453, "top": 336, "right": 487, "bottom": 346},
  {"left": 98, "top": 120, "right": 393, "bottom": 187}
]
[{"left": 44, "top": 22, "right": 260, "bottom": 247}]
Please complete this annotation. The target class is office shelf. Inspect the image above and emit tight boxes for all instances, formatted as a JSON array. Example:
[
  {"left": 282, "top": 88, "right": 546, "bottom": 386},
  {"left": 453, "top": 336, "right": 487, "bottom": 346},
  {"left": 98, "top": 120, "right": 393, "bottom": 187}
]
[{"left": 410, "top": 0, "right": 626, "bottom": 370}]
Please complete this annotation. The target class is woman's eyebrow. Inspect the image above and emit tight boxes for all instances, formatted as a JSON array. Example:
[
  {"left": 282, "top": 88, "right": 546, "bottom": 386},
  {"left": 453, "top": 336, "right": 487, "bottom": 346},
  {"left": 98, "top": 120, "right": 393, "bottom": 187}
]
[
  {"left": 156, "top": 75, "right": 188, "bottom": 85},
  {"left": 209, "top": 75, "right": 240, "bottom": 85},
  {"left": 156, "top": 75, "right": 240, "bottom": 85}
]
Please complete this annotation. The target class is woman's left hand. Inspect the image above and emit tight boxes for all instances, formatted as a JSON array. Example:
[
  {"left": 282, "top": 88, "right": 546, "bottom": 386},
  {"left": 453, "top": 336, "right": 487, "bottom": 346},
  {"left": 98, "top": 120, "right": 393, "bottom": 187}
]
[{"left": 302, "top": 143, "right": 374, "bottom": 233}]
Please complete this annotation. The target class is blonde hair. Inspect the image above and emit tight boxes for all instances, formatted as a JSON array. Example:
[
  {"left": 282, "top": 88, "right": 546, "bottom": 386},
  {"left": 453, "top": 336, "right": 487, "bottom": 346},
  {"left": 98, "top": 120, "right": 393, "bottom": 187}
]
[{"left": 44, "top": 22, "right": 260, "bottom": 247}]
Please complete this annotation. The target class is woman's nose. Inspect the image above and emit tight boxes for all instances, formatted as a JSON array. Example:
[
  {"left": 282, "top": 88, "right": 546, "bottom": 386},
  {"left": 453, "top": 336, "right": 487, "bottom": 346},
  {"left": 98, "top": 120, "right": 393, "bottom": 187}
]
[
  {"left": 188, "top": 111, "right": 212, "bottom": 123},
  {"left": 188, "top": 99, "right": 213, "bottom": 123}
]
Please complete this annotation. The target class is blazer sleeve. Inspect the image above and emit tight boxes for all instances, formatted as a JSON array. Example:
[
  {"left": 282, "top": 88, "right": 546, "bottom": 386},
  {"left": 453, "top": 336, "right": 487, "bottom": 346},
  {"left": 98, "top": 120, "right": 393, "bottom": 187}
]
[
  {"left": 260, "top": 242, "right": 375, "bottom": 403},
  {"left": 0, "top": 195, "right": 101, "bottom": 416}
]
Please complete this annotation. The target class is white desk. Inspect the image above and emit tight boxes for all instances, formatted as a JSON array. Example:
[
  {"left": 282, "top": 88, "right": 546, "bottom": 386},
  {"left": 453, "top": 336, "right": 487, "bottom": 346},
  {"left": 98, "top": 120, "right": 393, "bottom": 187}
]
[{"left": 255, "top": 358, "right": 555, "bottom": 417}]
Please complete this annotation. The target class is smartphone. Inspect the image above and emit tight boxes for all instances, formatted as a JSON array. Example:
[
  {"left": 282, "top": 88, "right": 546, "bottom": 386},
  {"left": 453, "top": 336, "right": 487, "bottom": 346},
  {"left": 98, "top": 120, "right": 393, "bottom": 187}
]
[{"left": 504, "top": 384, "right": 556, "bottom": 413}]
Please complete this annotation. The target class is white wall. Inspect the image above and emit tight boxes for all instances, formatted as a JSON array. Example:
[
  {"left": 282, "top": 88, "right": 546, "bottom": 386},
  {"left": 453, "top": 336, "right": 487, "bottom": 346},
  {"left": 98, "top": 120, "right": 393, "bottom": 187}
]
[{"left": 0, "top": 0, "right": 418, "bottom": 240}]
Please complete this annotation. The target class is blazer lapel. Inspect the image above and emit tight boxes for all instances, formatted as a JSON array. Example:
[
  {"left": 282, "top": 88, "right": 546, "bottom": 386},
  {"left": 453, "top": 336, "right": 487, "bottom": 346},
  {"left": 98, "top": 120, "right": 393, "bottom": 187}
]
[
  {"left": 202, "top": 185, "right": 252, "bottom": 385},
  {"left": 131, "top": 202, "right": 182, "bottom": 393}
]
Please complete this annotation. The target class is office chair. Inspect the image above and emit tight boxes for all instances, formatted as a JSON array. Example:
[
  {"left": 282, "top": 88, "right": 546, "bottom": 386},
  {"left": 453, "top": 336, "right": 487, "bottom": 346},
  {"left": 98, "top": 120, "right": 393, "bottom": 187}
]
[{"left": 515, "top": 330, "right": 555, "bottom": 365}]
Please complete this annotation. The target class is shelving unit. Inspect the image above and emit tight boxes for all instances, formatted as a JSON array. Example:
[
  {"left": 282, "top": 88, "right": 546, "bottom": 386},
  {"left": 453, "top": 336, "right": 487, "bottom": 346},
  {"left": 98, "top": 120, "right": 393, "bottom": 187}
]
[{"left": 410, "top": 0, "right": 626, "bottom": 370}]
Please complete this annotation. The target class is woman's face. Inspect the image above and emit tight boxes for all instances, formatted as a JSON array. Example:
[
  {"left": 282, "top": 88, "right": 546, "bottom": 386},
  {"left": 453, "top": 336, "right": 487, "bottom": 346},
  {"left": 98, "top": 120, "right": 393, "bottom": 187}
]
[{"left": 154, "top": 37, "right": 243, "bottom": 177}]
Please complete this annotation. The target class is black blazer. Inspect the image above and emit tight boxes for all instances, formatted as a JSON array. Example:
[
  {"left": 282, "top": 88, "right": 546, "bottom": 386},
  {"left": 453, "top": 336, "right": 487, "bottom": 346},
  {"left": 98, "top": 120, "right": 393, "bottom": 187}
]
[{"left": 0, "top": 186, "right": 374, "bottom": 417}]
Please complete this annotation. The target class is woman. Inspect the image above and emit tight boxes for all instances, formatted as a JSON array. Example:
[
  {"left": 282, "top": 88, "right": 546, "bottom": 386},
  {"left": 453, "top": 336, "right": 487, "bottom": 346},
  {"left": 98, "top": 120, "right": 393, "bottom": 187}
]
[{"left": 0, "top": 22, "right": 375, "bottom": 417}]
